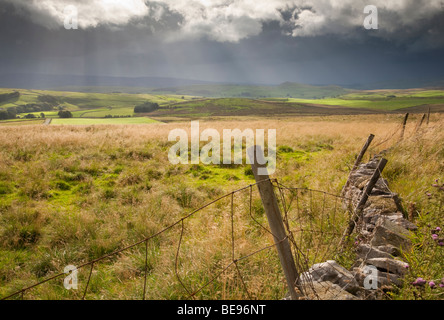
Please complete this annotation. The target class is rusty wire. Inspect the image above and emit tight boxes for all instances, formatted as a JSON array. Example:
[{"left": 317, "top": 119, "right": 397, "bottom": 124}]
[
  {"left": 273, "top": 183, "right": 352, "bottom": 275},
  {"left": 2, "top": 178, "right": 274, "bottom": 300},
  {"left": 2, "top": 177, "right": 354, "bottom": 301},
  {"left": 272, "top": 181, "right": 355, "bottom": 300}
]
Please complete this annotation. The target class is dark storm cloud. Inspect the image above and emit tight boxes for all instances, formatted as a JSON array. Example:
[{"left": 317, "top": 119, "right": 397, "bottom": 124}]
[{"left": 0, "top": 0, "right": 443, "bottom": 85}]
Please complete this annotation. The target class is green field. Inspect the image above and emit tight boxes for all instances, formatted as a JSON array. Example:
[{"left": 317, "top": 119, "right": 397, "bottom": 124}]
[
  {"left": 0, "top": 119, "right": 44, "bottom": 126},
  {"left": 287, "top": 97, "right": 444, "bottom": 110},
  {"left": 285, "top": 89, "right": 444, "bottom": 111},
  {"left": 0, "top": 88, "right": 191, "bottom": 117}
]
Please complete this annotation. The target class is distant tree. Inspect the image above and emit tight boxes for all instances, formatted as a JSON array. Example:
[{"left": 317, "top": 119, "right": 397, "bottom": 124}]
[
  {"left": 37, "top": 95, "right": 59, "bottom": 106},
  {"left": 0, "top": 110, "right": 8, "bottom": 120},
  {"left": 40, "top": 113, "right": 46, "bottom": 118},
  {"left": 134, "top": 102, "right": 159, "bottom": 113},
  {"left": 24, "top": 114, "right": 36, "bottom": 119},
  {"left": 7, "top": 108, "right": 17, "bottom": 119},
  {"left": 58, "top": 110, "right": 73, "bottom": 118},
  {"left": 0, "top": 108, "right": 18, "bottom": 120},
  {"left": 0, "top": 91, "right": 20, "bottom": 103}
]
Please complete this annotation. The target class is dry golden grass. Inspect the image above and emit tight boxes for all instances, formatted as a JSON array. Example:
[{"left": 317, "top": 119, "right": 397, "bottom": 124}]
[{"left": 0, "top": 113, "right": 442, "bottom": 300}]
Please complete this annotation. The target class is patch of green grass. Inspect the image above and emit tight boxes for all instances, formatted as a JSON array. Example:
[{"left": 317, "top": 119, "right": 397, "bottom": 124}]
[
  {"left": 0, "top": 182, "right": 14, "bottom": 195},
  {"left": 288, "top": 90, "right": 444, "bottom": 111},
  {"left": 0, "top": 119, "right": 44, "bottom": 126}
]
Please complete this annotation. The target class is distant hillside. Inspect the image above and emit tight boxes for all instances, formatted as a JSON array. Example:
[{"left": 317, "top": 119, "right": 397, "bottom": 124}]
[
  {"left": 344, "top": 78, "right": 444, "bottom": 90},
  {"left": 150, "top": 82, "right": 349, "bottom": 99}
]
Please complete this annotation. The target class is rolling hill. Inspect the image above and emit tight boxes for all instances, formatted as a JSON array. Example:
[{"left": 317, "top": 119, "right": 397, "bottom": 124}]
[{"left": 149, "top": 82, "right": 349, "bottom": 99}]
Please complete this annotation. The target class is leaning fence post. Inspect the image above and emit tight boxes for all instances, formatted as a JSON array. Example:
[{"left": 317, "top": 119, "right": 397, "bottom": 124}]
[
  {"left": 341, "top": 134, "right": 375, "bottom": 197},
  {"left": 400, "top": 113, "right": 409, "bottom": 140},
  {"left": 247, "top": 145, "right": 302, "bottom": 300},
  {"left": 340, "top": 158, "right": 388, "bottom": 247},
  {"left": 416, "top": 114, "right": 426, "bottom": 133}
]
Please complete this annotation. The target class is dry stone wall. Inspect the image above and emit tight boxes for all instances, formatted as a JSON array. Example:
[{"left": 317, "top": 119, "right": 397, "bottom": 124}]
[{"left": 297, "top": 155, "right": 417, "bottom": 300}]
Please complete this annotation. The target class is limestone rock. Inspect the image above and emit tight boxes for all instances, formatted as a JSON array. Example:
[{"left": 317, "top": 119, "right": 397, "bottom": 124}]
[
  {"left": 375, "top": 245, "right": 401, "bottom": 257},
  {"left": 300, "top": 260, "right": 360, "bottom": 294},
  {"left": 365, "top": 195, "right": 399, "bottom": 215},
  {"left": 370, "top": 217, "right": 411, "bottom": 250},
  {"left": 385, "top": 215, "right": 418, "bottom": 231},
  {"left": 367, "top": 212, "right": 417, "bottom": 230},
  {"left": 353, "top": 267, "right": 402, "bottom": 288},
  {"left": 365, "top": 257, "right": 409, "bottom": 275},
  {"left": 358, "top": 179, "right": 391, "bottom": 195},
  {"left": 356, "top": 244, "right": 393, "bottom": 260},
  {"left": 301, "top": 281, "right": 359, "bottom": 300}
]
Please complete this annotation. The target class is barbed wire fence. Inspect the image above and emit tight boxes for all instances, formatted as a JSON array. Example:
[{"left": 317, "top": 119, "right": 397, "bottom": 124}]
[{"left": 1, "top": 175, "right": 354, "bottom": 301}]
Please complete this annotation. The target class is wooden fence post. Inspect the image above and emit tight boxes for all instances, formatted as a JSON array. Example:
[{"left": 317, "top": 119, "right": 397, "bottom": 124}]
[
  {"left": 248, "top": 145, "right": 302, "bottom": 300},
  {"left": 341, "top": 134, "right": 375, "bottom": 197},
  {"left": 400, "top": 113, "right": 409, "bottom": 140},
  {"left": 416, "top": 113, "right": 426, "bottom": 132},
  {"left": 340, "top": 158, "right": 388, "bottom": 246}
]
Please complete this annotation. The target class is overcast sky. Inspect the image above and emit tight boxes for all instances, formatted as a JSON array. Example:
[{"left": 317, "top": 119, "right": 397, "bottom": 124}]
[{"left": 1, "top": 0, "right": 444, "bottom": 85}]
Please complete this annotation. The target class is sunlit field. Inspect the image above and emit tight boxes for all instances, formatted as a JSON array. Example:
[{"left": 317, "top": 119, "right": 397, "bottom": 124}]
[{"left": 1, "top": 113, "right": 442, "bottom": 300}]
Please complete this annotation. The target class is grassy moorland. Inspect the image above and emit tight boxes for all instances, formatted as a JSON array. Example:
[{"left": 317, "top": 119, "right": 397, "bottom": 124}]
[{"left": 0, "top": 113, "right": 442, "bottom": 300}]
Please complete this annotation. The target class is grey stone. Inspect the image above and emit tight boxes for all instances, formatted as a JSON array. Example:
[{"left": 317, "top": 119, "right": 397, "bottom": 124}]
[
  {"left": 355, "top": 168, "right": 377, "bottom": 177},
  {"left": 365, "top": 257, "right": 409, "bottom": 275},
  {"left": 353, "top": 267, "right": 402, "bottom": 288},
  {"left": 301, "top": 281, "right": 359, "bottom": 300},
  {"left": 375, "top": 245, "right": 401, "bottom": 257},
  {"left": 365, "top": 195, "right": 399, "bottom": 215},
  {"left": 300, "top": 260, "right": 360, "bottom": 294},
  {"left": 356, "top": 244, "right": 394, "bottom": 260},
  {"left": 366, "top": 212, "right": 416, "bottom": 231},
  {"left": 362, "top": 161, "right": 379, "bottom": 170},
  {"left": 358, "top": 178, "right": 391, "bottom": 194},
  {"left": 385, "top": 215, "right": 418, "bottom": 231},
  {"left": 363, "top": 223, "right": 376, "bottom": 232},
  {"left": 370, "top": 217, "right": 411, "bottom": 250},
  {"left": 379, "top": 211, "right": 403, "bottom": 221}
]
